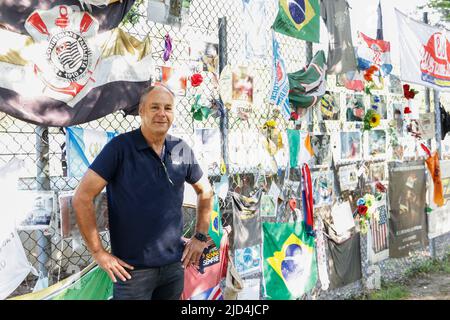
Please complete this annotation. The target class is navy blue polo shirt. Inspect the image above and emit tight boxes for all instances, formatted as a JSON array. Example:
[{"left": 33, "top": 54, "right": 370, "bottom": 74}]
[{"left": 89, "top": 128, "right": 203, "bottom": 268}]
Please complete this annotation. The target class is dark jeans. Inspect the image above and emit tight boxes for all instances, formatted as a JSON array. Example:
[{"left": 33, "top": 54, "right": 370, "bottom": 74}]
[{"left": 112, "top": 261, "right": 184, "bottom": 300}]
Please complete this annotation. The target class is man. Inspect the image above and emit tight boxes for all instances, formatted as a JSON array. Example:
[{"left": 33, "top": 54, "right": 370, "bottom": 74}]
[{"left": 73, "top": 84, "right": 213, "bottom": 300}]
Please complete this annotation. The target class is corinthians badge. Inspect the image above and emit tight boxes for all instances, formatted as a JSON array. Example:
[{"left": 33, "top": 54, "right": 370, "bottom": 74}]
[{"left": 24, "top": 5, "right": 100, "bottom": 99}]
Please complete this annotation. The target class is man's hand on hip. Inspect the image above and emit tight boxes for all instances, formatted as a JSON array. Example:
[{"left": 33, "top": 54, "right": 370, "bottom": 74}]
[
  {"left": 181, "top": 238, "right": 207, "bottom": 269},
  {"left": 93, "top": 250, "right": 134, "bottom": 283}
]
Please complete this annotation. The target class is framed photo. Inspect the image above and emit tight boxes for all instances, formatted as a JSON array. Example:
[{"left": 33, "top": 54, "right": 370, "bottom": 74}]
[
  {"left": 340, "top": 131, "right": 362, "bottom": 161},
  {"left": 345, "top": 94, "right": 365, "bottom": 122},
  {"left": 311, "top": 134, "right": 332, "bottom": 166},
  {"left": 311, "top": 171, "right": 334, "bottom": 207},
  {"left": 16, "top": 191, "right": 55, "bottom": 230}
]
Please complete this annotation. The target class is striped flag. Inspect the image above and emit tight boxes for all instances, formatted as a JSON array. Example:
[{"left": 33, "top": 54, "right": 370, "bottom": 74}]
[
  {"left": 66, "top": 127, "right": 117, "bottom": 177},
  {"left": 0, "top": 1, "right": 156, "bottom": 127},
  {"left": 190, "top": 284, "right": 223, "bottom": 300},
  {"left": 287, "top": 129, "right": 314, "bottom": 168},
  {"left": 356, "top": 32, "right": 392, "bottom": 76},
  {"left": 269, "top": 33, "right": 291, "bottom": 120},
  {"left": 369, "top": 202, "right": 388, "bottom": 258}
]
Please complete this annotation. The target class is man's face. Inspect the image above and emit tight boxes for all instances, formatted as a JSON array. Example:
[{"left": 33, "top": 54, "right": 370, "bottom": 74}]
[{"left": 139, "top": 87, "right": 174, "bottom": 136}]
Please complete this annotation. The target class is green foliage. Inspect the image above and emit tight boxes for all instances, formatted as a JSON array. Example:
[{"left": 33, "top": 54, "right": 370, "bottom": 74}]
[
  {"left": 122, "top": 0, "right": 145, "bottom": 27},
  {"left": 422, "top": 0, "right": 450, "bottom": 22}
]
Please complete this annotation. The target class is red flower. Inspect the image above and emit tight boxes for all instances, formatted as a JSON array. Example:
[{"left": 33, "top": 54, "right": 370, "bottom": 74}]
[
  {"left": 403, "top": 84, "right": 417, "bottom": 99},
  {"left": 404, "top": 106, "right": 412, "bottom": 114},
  {"left": 375, "top": 181, "right": 387, "bottom": 193},
  {"left": 190, "top": 73, "right": 203, "bottom": 87},
  {"left": 290, "top": 111, "right": 299, "bottom": 121},
  {"left": 358, "top": 205, "right": 368, "bottom": 216}
]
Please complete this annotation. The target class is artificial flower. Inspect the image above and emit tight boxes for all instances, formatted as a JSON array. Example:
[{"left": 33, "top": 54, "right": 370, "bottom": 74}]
[
  {"left": 190, "top": 73, "right": 203, "bottom": 87},
  {"left": 357, "top": 198, "right": 366, "bottom": 206},
  {"left": 290, "top": 111, "right": 299, "bottom": 121},
  {"left": 370, "top": 112, "right": 381, "bottom": 128},
  {"left": 358, "top": 205, "right": 368, "bottom": 216},
  {"left": 404, "top": 106, "right": 412, "bottom": 114}
]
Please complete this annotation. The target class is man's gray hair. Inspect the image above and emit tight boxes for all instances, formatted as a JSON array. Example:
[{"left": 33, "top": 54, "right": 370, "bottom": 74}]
[{"left": 139, "top": 83, "right": 175, "bottom": 108}]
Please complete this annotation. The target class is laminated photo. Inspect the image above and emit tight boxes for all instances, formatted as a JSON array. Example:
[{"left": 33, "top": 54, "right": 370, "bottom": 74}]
[
  {"left": 154, "top": 65, "right": 187, "bottom": 96},
  {"left": 15, "top": 191, "right": 55, "bottom": 230},
  {"left": 320, "top": 92, "right": 340, "bottom": 121},
  {"left": 340, "top": 132, "right": 362, "bottom": 161},
  {"left": 369, "top": 95, "right": 387, "bottom": 119},
  {"left": 367, "top": 130, "right": 386, "bottom": 159},
  {"left": 345, "top": 94, "right": 365, "bottom": 122},
  {"left": 338, "top": 164, "right": 358, "bottom": 191},
  {"left": 311, "top": 134, "right": 331, "bottom": 166},
  {"left": 312, "top": 171, "right": 334, "bottom": 207},
  {"left": 147, "top": 0, "right": 192, "bottom": 28}
]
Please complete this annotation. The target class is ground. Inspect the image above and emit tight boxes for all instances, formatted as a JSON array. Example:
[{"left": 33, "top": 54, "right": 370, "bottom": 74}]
[
  {"left": 354, "top": 252, "right": 450, "bottom": 300},
  {"left": 404, "top": 272, "right": 450, "bottom": 300}
]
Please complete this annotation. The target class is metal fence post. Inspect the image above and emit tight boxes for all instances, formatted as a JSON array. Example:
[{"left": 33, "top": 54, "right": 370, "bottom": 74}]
[
  {"left": 36, "top": 125, "right": 50, "bottom": 285},
  {"left": 218, "top": 17, "right": 229, "bottom": 171}
]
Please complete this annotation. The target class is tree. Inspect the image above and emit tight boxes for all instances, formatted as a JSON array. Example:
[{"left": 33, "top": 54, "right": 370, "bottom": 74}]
[{"left": 422, "top": 0, "right": 450, "bottom": 23}]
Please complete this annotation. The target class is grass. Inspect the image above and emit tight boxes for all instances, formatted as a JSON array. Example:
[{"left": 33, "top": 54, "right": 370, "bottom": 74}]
[{"left": 352, "top": 251, "right": 450, "bottom": 300}]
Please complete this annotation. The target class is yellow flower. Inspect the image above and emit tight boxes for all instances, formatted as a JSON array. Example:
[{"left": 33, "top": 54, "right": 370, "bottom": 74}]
[
  {"left": 369, "top": 112, "right": 381, "bottom": 128},
  {"left": 265, "top": 119, "right": 277, "bottom": 128}
]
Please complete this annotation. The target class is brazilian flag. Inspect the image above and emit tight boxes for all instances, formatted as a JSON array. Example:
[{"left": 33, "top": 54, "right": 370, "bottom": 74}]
[
  {"left": 263, "top": 222, "right": 317, "bottom": 300},
  {"left": 208, "top": 195, "right": 223, "bottom": 248},
  {"left": 272, "top": 0, "right": 320, "bottom": 43}
]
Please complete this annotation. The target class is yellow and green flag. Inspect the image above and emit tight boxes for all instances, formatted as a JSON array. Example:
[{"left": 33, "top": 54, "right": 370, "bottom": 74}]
[
  {"left": 208, "top": 195, "right": 223, "bottom": 248},
  {"left": 272, "top": 0, "right": 320, "bottom": 43},
  {"left": 263, "top": 222, "right": 317, "bottom": 300}
]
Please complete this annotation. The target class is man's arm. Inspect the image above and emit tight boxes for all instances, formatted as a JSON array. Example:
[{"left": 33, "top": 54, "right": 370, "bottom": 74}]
[
  {"left": 181, "top": 175, "right": 213, "bottom": 269},
  {"left": 73, "top": 169, "right": 133, "bottom": 282}
]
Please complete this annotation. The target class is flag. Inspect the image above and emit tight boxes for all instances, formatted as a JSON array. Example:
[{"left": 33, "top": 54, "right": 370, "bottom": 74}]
[
  {"left": 0, "top": 1, "right": 157, "bottom": 127},
  {"left": 181, "top": 231, "right": 229, "bottom": 300},
  {"left": 66, "top": 127, "right": 117, "bottom": 177},
  {"left": 327, "top": 233, "right": 362, "bottom": 289},
  {"left": 356, "top": 31, "right": 392, "bottom": 76},
  {"left": 242, "top": 0, "right": 268, "bottom": 59},
  {"left": 231, "top": 191, "right": 262, "bottom": 249},
  {"left": 288, "top": 50, "right": 327, "bottom": 109},
  {"left": 272, "top": 0, "right": 321, "bottom": 43},
  {"left": 208, "top": 195, "right": 223, "bottom": 248},
  {"left": 10, "top": 263, "right": 113, "bottom": 300},
  {"left": 338, "top": 70, "right": 365, "bottom": 92},
  {"left": 319, "top": 0, "right": 357, "bottom": 74},
  {"left": 287, "top": 129, "right": 314, "bottom": 168},
  {"left": 424, "top": 151, "right": 444, "bottom": 207},
  {"left": 263, "top": 222, "right": 317, "bottom": 300},
  {"left": 269, "top": 33, "right": 291, "bottom": 120},
  {"left": 396, "top": 9, "right": 450, "bottom": 91}
]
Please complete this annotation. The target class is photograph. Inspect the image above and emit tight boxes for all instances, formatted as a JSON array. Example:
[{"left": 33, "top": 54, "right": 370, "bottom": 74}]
[
  {"left": 154, "top": 65, "right": 187, "bottom": 96},
  {"left": 340, "top": 132, "right": 362, "bottom": 161},
  {"left": 312, "top": 171, "right": 334, "bottom": 207},
  {"left": 338, "top": 164, "right": 358, "bottom": 191},
  {"left": 369, "top": 163, "right": 386, "bottom": 182},
  {"left": 368, "top": 130, "right": 387, "bottom": 158},
  {"left": 320, "top": 92, "right": 340, "bottom": 121},
  {"left": 345, "top": 94, "right": 365, "bottom": 122},
  {"left": 189, "top": 39, "right": 219, "bottom": 74},
  {"left": 260, "top": 193, "right": 277, "bottom": 217},
  {"left": 232, "top": 68, "right": 254, "bottom": 104},
  {"left": 16, "top": 191, "right": 55, "bottom": 230},
  {"left": 392, "top": 102, "right": 404, "bottom": 136},
  {"left": 146, "top": 0, "right": 191, "bottom": 27},
  {"left": 311, "top": 134, "right": 332, "bottom": 166},
  {"left": 193, "top": 128, "right": 222, "bottom": 173},
  {"left": 369, "top": 95, "right": 387, "bottom": 119},
  {"left": 59, "top": 191, "right": 108, "bottom": 239}
]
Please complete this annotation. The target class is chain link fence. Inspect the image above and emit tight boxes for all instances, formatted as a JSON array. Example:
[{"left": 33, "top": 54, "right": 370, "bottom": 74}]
[{"left": 3, "top": 0, "right": 449, "bottom": 299}]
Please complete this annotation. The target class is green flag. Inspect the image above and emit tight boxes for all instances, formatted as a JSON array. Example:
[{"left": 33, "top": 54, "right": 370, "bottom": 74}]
[
  {"left": 208, "top": 195, "right": 223, "bottom": 248},
  {"left": 263, "top": 222, "right": 317, "bottom": 300},
  {"left": 52, "top": 266, "right": 112, "bottom": 300},
  {"left": 288, "top": 50, "right": 327, "bottom": 109},
  {"left": 272, "top": 0, "right": 320, "bottom": 43}
]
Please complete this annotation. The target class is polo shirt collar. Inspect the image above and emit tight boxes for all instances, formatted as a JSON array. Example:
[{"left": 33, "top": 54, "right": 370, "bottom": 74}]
[{"left": 132, "top": 128, "right": 173, "bottom": 155}]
